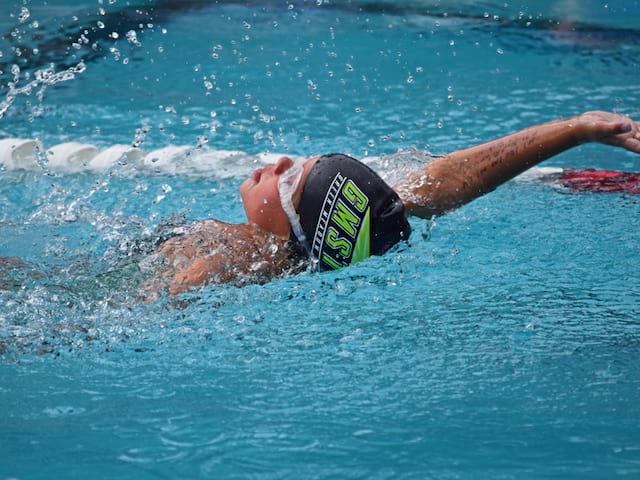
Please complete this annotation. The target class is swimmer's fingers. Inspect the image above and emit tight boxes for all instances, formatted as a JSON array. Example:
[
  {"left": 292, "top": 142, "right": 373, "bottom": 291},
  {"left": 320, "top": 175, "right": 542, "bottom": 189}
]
[{"left": 604, "top": 119, "right": 640, "bottom": 153}]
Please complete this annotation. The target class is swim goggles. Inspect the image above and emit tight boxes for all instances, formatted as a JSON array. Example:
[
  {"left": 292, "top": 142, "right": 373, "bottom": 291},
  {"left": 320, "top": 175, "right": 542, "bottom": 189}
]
[{"left": 277, "top": 160, "right": 313, "bottom": 257}]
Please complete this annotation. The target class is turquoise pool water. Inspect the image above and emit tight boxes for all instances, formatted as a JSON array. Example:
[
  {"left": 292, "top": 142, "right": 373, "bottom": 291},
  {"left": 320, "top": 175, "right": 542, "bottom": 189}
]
[{"left": 1, "top": 1, "right": 640, "bottom": 478}]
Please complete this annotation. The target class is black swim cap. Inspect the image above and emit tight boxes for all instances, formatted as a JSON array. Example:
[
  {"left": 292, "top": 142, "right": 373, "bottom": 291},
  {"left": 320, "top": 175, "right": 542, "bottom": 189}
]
[{"left": 295, "top": 153, "right": 411, "bottom": 271}]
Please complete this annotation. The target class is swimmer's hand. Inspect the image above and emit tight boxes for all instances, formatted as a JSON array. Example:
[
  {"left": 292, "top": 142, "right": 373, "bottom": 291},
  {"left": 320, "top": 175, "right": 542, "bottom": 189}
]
[{"left": 578, "top": 111, "right": 640, "bottom": 153}]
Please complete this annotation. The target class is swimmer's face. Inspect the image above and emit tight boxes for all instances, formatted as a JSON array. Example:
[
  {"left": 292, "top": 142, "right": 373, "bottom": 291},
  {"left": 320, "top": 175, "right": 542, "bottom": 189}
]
[{"left": 240, "top": 156, "right": 318, "bottom": 238}]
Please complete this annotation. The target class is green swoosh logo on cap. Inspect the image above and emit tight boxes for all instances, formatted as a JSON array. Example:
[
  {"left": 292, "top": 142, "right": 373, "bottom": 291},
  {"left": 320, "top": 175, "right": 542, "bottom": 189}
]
[{"left": 351, "top": 207, "right": 370, "bottom": 264}]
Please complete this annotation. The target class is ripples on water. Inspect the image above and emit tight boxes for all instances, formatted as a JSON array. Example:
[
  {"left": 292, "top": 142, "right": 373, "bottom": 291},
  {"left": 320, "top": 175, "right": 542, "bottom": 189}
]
[{"left": 1, "top": 1, "right": 640, "bottom": 478}]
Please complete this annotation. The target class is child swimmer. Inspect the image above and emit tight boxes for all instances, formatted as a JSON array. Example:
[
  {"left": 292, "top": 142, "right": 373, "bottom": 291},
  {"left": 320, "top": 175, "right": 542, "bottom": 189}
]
[{"left": 141, "top": 110, "right": 640, "bottom": 298}]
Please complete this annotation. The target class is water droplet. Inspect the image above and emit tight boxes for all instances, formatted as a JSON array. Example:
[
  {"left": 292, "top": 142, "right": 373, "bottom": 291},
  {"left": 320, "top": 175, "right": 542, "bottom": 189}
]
[
  {"left": 126, "top": 30, "right": 140, "bottom": 46},
  {"left": 406, "top": 74, "right": 414, "bottom": 84},
  {"left": 367, "top": 139, "right": 375, "bottom": 147},
  {"left": 447, "top": 95, "right": 453, "bottom": 102},
  {"left": 110, "top": 32, "right": 119, "bottom": 39},
  {"left": 18, "top": 7, "right": 30, "bottom": 23},
  {"left": 263, "top": 198, "right": 268, "bottom": 205},
  {"left": 496, "top": 48, "right": 504, "bottom": 55},
  {"left": 97, "top": 21, "right": 105, "bottom": 29},
  {"left": 355, "top": 107, "right": 362, "bottom": 113}
]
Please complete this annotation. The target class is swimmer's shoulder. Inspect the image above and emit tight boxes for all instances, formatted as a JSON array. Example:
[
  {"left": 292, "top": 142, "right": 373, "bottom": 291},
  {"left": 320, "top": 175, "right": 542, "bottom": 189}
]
[{"left": 143, "top": 219, "right": 302, "bottom": 297}]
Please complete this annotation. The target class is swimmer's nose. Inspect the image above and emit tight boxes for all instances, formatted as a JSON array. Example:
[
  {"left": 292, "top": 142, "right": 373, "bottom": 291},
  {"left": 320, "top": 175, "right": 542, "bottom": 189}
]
[{"left": 274, "top": 156, "right": 294, "bottom": 175}]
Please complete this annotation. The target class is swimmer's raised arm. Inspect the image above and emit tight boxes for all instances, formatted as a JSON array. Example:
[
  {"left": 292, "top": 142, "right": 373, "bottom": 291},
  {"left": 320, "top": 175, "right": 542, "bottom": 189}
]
[{"left": 394, "top": 111, "right": 640, "bottom": 218}]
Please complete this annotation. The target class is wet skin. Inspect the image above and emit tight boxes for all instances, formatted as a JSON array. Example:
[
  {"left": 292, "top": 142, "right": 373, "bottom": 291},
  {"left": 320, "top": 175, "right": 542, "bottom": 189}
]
[{"left": 239, "top": 155, "right": 319, "bottom": 239}]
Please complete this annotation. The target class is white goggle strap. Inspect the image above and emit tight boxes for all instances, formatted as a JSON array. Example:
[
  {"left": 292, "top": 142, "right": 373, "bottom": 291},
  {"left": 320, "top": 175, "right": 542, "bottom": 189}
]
[{"left": 278, "top": 162, "right": 313, "bottom": 258}]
